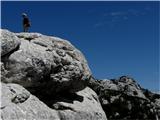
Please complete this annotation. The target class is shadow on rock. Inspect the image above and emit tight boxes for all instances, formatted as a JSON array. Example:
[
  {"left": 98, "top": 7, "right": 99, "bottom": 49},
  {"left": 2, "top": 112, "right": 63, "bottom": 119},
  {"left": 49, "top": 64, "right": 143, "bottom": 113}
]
[{"left": 29, "top": 88, "right": 84, "bottom": 109}]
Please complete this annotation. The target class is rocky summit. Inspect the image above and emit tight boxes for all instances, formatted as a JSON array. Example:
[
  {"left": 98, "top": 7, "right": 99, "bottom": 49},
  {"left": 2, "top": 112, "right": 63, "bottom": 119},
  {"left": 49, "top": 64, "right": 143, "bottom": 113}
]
[
  {"left": 1, "top": 29, "right": 106, "bottom": 120},
  {"left": 1, "top": 29, "right": 160, "bottom": 120}
]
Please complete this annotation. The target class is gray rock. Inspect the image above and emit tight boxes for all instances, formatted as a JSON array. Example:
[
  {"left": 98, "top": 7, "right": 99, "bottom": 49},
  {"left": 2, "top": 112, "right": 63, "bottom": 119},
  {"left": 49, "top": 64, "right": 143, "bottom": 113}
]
[
  {"left": 88, "top": 76, "right": 160, "bottom": 120},
  {"left": 1, "top": 83, "right": 60, "bottom": 120},
  {"left": 155, "top": 99, "right": 160, "bottom": 119},
  {"left": 0, "top": 29, "right": 20, "bottom": 57},
  {"left": 1, "top": 29, "right": 91, "bottom": 94},
  {"left": 1, "top": 83, "right": 107, "bottom": 120},
  {"left": 1, "top": 29, "right": 107, "bottom": 120},
  {"left": 53, "top": 87, "right": 107, "bottom": 120},
  {"left": 101, "top": 76, "right": 146, "bottom": 99}
]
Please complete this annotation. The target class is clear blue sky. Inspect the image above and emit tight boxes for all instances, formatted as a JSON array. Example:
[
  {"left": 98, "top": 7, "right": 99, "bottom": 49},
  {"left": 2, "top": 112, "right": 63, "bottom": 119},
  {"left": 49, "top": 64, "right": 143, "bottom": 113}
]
[{"left": 1, "top": 1, "right": 159, "bottom": 92}]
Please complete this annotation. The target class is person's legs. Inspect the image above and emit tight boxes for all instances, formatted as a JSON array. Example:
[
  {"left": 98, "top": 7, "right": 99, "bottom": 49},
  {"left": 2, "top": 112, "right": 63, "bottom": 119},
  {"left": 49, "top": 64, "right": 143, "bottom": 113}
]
[
  {"left": 25, "top": 27, "right": 29, "bottom": 32},
  {"left": 23, "top": 25, "right": 25, "bottom": 32},
  {"left": 23, "top": 24, "right": 29, "bottom": 32}
]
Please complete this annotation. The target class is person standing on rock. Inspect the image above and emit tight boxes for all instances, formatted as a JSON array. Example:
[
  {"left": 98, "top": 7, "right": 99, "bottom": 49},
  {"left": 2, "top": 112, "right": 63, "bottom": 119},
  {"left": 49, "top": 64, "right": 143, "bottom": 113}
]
[{"left": 22, "top": 13, "right": 31, "bottom": 32}]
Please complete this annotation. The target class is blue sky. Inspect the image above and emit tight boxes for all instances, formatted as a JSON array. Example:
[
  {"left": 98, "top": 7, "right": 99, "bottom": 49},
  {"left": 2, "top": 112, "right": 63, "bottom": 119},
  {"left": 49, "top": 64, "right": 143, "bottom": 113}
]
[{"left": 1, "top": 1, "right": 159, "bottom": 92}]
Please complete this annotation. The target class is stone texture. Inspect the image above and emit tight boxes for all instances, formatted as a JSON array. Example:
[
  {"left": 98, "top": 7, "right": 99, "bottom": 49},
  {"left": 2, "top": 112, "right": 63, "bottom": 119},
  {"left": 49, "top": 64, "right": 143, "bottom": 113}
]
[
  {"left": 53, "top": 87, "right": 107, "bottom": 120},
  {"left": 1, "top": 83, "right": 107, "bottom": 120},
  {"left": 1, "top": 83, "right": 60, "bottom": 120},
  {"left": 2, "top": 29, "right": 159, "bottom": 120},
  {"left": 0, "top": 29, "right": 20, "bottom": 57},
  {"left": 88, "top": 76, "right": 160, "bottom": 120},
  {"left": 1, "top": 29, "right": 107, "bottom": 120},
  {"left": 1, "top": 29, "right": 91, "bottom": 95}
]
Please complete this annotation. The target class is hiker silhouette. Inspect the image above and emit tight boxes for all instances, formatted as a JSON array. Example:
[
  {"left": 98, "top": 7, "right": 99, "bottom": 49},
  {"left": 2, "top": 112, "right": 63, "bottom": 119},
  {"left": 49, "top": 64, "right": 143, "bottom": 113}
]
[{"left": 22, "top": 13, "right": 31, "bottom": 32}]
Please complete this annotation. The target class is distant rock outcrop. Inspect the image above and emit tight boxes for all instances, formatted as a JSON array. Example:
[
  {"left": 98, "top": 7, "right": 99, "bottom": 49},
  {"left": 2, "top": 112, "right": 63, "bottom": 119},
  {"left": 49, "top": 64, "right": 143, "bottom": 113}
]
[
  {"left": 88, "top": 76, "right": 160, "bottom": 120},
  {"left": 1, "top": 29, "right": 107, "bottom": 120}
]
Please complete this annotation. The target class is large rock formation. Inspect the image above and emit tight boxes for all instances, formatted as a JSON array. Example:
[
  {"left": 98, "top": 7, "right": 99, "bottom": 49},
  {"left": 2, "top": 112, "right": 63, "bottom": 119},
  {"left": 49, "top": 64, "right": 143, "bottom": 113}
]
[
  {"left": 88, "top": 76, "right": 160, "bottom": 120},
  {"left": 1, "top": 29, "right": 159, "bottom": 120},
  {"left": 1, "top": 29, "right": 107, "bottom": 120},
  {"left": 1, "top": 29, "right": 91, "bottom": 94},
  {"left": 1, "top": 83, "right": 106, "bottom": 120}
]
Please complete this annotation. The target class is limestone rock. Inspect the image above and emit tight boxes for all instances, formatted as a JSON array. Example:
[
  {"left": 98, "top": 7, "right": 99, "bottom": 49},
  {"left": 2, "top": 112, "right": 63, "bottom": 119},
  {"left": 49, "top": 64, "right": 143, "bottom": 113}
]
[
  {"left": 1, "top": 29, "right": 91, "bottom": 95},
  {"left": 88, "top": 76, "right": 160, "bottom": 120},
  {"left": 53, "top": 87, "right": 107, "bottom": 120},
  {"left": 100, "top": 76, "right": 146, "bottom": 99},
  {"left": 1, "top": 29, "right": 107, "bottom": 120},
  {"left": 1, "top": 83, "right": 60, "bottom": 120},
  {"left": 1, "top": 83, "right": 107, "bottom": 120},
  {"left": 0, "top": 29, "right": 20, "bottom": 57}
]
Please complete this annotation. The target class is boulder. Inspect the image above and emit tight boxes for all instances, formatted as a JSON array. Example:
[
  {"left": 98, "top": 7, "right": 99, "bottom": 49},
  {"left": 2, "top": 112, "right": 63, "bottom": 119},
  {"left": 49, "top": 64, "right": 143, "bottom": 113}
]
[
  {"left": 0, "top": 29, "right": 20, "bottom": 57},
  {"left": 1, "top": 83, "right": 107, "bottom": 120},
  {"left": 53, "top": 87, "right": 107, "bottom": 120},
  {"left": 1, "top": 83, "right": 60, "bottom": 120},
  {"left": 1, "top": 29, "right": 91, "bottom": 95},
  {"left": 1, "top": 29, "right": 107, "bottom": 120}
]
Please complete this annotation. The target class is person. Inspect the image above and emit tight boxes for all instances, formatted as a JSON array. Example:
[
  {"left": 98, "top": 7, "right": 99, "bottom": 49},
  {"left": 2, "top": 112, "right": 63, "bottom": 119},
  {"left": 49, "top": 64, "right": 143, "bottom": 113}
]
[{"left": 22, "top": 13, "right": 31, "bottom": 32}]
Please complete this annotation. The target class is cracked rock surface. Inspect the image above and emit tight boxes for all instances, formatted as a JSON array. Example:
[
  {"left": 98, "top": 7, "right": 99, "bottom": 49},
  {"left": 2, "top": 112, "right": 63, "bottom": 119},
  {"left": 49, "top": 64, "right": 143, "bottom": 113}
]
[
  {"left": 53, "top": 87, "right": 107, "bottom": 120},
  {"left": 1, "top": 83, "right": 60, "bottom": 120},
  {"left": 1, "top": 29, "right": 107, "bottom": 120},
  {"left": 1, "top": 83, "right": 107, "bottom": 120},
  {"left": 88, "top": 76, "right": 160, "bottom": 120},
  {"left": 2, "top": 29, "right": 159, "bottom": 120},
  {"left": 1, "top": 29, "right": 91, "bottom": 94}
]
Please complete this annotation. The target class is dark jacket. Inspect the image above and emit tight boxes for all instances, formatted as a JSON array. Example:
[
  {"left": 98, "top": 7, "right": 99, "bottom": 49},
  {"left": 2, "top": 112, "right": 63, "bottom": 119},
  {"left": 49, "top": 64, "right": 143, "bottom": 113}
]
[{"left": 23, "top": 17, "right": 30, "bottom": 27}]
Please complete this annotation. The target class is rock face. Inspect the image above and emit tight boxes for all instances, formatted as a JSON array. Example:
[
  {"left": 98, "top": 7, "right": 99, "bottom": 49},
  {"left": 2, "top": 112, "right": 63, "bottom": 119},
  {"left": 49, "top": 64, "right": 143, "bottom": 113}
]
[
  {"left": 1, "top": 83, "right": 60, "bottom": 120},
  {"left": 1, "top": 83, "right": 106, "bottom": 120},
  {"left": 1, "top": 29, "right": 159, "bottom": 120},
  {"left": 1, "top": 29, "right": 91, "bottom": 94},
  {"left": 52, "top": 87, "right": 107, "bottom": 120},
  {"left": 88, "top": 76, "right": 160, "bottom": 120},
  {"left": 1, "top": 29, "right": 107, "bottom": 120}
]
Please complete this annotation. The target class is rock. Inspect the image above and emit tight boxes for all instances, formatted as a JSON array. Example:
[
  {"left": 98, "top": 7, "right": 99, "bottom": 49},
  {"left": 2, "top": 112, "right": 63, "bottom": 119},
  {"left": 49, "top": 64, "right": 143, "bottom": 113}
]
[
  {"left": 2, "top": 29, "right": 159, "bottom": 120},
  {"left": 88, "top": 76, "right": 160, "bottom": 120},
  {"left": 1, "top": 29, "right": 107, "bottom": 120},
  {"left": 142, "top": 88, "right": 160, "bottom": 119},
  {"left": 100, "top": 76, "right": 146, "bottom": 99},
  {"left": 1, "top": 29, "right": 91, "bottom": 95},
  {"left": 1, "top": 83, "right": 60, "bottom": 120},
  {"left": 1, "top": 83, "right": 107, "bottom": 120},
  {"left": 53, "top": 87, "right": 107, "bottom": 120},
  {"left": 0, "top": 29, "right": 20, "bottom": 57},
  {"left": 154, "top": 99, "right": 160, "bottom": 119}
]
